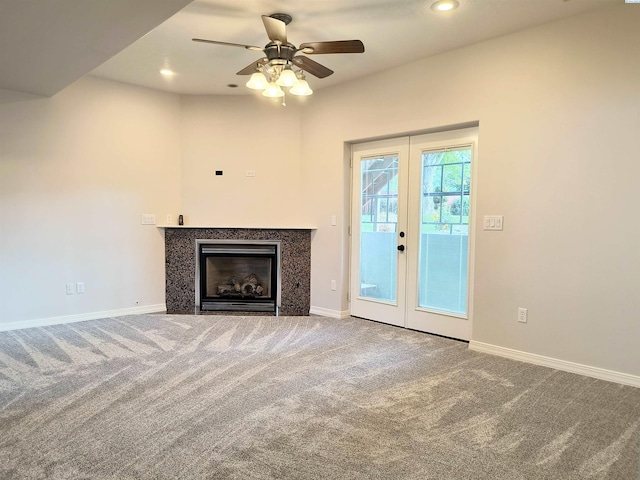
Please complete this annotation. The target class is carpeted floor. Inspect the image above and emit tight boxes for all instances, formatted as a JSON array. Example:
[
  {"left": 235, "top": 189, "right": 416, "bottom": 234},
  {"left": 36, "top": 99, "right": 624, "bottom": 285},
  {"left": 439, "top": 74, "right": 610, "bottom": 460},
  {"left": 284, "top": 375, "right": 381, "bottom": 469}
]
[{"left": 0, "top": 314, "right": 638, "bottom": 479}]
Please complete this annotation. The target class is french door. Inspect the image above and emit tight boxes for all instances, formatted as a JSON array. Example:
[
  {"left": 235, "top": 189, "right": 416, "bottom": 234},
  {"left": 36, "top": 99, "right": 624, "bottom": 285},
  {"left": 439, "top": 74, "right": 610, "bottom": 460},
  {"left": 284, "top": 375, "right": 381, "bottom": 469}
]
[{"left": 350, "top": 128, "right": 477, "bottom": 340}]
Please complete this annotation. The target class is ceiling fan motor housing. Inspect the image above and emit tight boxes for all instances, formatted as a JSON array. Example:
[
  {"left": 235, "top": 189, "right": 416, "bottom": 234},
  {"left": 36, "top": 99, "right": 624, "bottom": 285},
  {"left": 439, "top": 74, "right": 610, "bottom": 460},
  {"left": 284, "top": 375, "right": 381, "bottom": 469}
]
[{"left": 265, "top": 43, "right": 296, "bottom": 63}]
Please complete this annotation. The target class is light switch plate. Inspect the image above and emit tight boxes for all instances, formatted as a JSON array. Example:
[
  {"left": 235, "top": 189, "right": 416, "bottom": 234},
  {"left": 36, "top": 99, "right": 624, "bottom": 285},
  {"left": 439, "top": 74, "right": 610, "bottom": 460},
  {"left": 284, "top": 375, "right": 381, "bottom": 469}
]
[
  {"left": 141, "top": 214, "right": 156, "bottom": 225},
  {"left": 483, "top": 215, "right": 504, "bottom": 231}
]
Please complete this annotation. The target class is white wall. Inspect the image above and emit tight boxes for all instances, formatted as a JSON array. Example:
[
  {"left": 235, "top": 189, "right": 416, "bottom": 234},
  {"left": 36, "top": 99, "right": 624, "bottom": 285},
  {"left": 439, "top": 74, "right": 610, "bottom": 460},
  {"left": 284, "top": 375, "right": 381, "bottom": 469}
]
[
  {"left": 302, "top": 4, "right": 640, "bottom": 377},
  {"left": 179, "top": 95, "right": 307, "bottom": 228},
  {"left": 0, "top": 76, "right": 182, "bottom": 325},
  {"left": 0, "top": 79, "right": 310, "bottom": 328}
]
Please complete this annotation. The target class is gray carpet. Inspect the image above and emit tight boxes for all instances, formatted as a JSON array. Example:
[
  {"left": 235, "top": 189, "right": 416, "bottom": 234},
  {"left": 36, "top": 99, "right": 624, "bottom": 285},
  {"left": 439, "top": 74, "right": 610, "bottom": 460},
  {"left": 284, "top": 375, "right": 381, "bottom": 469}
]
[{"left": 0, "top": 315, "right": 638, "bottom": 479}]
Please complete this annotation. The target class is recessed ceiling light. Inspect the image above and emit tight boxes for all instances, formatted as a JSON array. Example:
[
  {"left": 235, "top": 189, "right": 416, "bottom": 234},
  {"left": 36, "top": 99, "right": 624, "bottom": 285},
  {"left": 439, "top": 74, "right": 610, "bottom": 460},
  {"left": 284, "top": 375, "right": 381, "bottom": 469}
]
[
  {"left": 431, "top": 0, "right": 459, "bottom": 12},
  {"left": 160, "top": 69, "right": 175, "bottom": 76}
]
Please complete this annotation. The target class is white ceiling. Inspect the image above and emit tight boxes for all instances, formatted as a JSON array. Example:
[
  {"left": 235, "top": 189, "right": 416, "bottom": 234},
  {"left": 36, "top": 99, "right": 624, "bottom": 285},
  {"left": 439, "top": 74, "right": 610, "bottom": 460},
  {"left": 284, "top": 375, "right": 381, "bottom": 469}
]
[
  {"left": 1, "top": 0, "right": 620, "bottom": 98},
  {"left": 0, "top": 0, "right": 192, "bottom": 97}
]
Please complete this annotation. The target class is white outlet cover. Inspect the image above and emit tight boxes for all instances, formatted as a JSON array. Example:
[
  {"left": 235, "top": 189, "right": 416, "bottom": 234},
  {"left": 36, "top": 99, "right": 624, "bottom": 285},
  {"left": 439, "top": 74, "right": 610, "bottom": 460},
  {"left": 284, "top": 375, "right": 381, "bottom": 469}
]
[{"left": 518, "top": 307, "right": 528, "bottom": 323}]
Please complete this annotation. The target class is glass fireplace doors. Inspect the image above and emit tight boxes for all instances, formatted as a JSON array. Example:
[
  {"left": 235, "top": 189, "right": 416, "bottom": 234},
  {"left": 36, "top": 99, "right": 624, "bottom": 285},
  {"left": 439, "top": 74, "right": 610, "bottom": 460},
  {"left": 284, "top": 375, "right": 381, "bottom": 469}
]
[{"left": 197, "top": 241, "right": 280, "bottom": 313}]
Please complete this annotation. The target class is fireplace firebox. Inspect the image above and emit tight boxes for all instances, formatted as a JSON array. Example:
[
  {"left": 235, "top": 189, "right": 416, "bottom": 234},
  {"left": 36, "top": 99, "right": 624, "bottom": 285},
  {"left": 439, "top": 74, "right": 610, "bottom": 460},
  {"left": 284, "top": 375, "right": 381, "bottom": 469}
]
[{"left": 196, "top": 240, "right": 280, "bottom": 313}]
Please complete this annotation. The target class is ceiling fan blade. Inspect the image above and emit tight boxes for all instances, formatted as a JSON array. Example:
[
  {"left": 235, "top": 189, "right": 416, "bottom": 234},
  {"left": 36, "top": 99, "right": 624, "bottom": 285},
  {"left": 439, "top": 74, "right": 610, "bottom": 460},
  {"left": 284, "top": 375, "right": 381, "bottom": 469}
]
[
  {"left": 292, "top": 57, "right": 334, "bottom": 79},
  {"left": 192, "top": 38, "right": 263, "bottom": 52},
  {"left": 299, "top": 40, "right": 365, "bottom": 54},
  {"left": 236, "top": 59, "right": 268, "bottom": 75},
  {"left": 262, "top": 15, "right": 287, "bottom": 44}
]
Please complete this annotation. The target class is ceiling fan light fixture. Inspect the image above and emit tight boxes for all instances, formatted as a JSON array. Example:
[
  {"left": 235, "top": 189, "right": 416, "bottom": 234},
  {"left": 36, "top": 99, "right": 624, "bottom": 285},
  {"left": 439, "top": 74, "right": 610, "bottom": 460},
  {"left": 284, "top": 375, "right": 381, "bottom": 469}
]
[
  {"left": 431, "top": 0, "right": 459, "bottom": 12},
  {"left": 290, "top": 78, "right": 313, "bottom": 96},
  {"left": 262, "top": 81, "right": 285, "bottom": 98},
  {"left": 197, "top": 12, "right": 363, "bottom": 103},
  {"left": 246, "top": 71, "right": 268, "bottom": 90},
  {"left": 276, "top": 67, "right": 298, "bottom": 87}
]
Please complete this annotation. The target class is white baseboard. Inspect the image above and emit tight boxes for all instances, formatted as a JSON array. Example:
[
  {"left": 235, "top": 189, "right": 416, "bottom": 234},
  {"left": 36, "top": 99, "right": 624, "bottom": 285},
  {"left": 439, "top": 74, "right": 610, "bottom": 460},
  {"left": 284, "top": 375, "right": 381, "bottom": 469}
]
[
  {"left": 469, "top": 340, "right": 640, "bottom": 388},
  {"left": 0, "top": 304, "right": 167, "bottom": 332},
  {"left": 309, "top": 306, "right": 351, "bottom": 319}
]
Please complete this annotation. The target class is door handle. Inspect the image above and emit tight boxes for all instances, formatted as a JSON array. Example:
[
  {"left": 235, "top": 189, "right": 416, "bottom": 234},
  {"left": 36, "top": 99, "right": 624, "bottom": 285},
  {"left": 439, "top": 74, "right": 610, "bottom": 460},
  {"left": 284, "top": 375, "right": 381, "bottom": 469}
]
[{"left": 397, "top": 244, "right": 405, "bottom": 252}]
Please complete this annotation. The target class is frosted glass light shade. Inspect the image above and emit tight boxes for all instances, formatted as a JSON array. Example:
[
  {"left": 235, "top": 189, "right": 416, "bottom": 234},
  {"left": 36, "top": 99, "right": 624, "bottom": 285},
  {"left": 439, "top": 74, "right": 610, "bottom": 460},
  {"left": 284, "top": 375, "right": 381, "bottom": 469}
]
[
  {"left": 246, "top": 72, "right": 268, "bottom": 90},
  {"left": 431, "top": 0, "right": 459, "bottom": 12},
  {"left": 290, "top": 79, "right": 313, "bottom": 96},
  {"left": 276, "top": 68, "right": 298, "bottom": 87},
  {"left": 262, "top": 82, "right": 285, "bottom": 98}
]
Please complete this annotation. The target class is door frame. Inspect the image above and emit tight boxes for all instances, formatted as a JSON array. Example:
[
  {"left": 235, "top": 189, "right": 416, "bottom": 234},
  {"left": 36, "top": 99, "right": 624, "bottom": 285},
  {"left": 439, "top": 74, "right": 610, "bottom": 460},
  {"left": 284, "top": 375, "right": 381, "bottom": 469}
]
[{"left": 348, "top": 127, "right": 478, "bottom": 340}]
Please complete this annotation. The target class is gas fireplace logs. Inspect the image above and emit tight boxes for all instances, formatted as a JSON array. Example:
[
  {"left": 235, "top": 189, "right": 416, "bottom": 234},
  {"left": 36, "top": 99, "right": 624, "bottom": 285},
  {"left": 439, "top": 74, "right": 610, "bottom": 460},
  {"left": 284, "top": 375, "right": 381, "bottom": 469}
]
[{"left": 217, "top": 274, "right": 264, "bottom": 297}]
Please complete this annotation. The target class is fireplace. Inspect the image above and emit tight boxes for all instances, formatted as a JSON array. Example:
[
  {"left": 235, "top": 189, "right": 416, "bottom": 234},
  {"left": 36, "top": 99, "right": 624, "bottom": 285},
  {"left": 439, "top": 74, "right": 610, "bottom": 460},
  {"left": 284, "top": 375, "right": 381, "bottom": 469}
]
[
  {"left": 164, "top": 228, "right": 310, "bottom": 316},
  {"left": 196, "top": 240, "right": 280, "bottom": 313}
]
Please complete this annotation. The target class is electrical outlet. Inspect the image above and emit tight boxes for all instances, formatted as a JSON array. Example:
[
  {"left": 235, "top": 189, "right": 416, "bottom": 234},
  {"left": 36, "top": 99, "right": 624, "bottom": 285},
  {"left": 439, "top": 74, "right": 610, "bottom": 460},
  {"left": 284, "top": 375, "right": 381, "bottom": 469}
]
[
  {"left": 246, "top": 170, "right": 256, "bottom": 177},
  {"left": 166, "top": 214, "right": 173, "bottom": 225},
  {"left": 331, "top": 280, "right": 337, "bottom": 291},
  {"left": 76, "top": 282, "right": 85, "bottom": 294},
  {"left": 66, "top": 283, "right": 74, "bottom": 295},
  {"left": 518, "top": 307, "right": 528, "bottom": 323}
]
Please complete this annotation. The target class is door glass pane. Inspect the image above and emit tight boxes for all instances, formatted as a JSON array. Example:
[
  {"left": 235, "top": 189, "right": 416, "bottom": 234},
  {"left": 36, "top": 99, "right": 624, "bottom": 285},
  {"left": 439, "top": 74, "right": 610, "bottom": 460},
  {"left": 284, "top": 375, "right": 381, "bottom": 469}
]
[
  {"left": 360, "top": 155, "right": 398, "bottom": 302},
  {"left": 419, "top": 148, "right": 471, "bottom": 315}
]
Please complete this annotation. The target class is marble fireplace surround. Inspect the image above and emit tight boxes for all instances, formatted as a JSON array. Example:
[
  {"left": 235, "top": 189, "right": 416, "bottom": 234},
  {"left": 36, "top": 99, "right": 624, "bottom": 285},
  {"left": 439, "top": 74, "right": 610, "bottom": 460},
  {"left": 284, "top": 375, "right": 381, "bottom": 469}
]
[{"left": 164, "top": 227, "right": 311, "bottom": 315}]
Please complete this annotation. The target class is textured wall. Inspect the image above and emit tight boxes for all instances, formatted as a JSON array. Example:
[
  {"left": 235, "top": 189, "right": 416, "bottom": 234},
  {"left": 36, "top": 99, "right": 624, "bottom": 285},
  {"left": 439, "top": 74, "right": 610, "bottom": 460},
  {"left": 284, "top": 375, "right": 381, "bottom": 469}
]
[
  {"left": 179, "top": 96, "right": 306, "bottom": 228},
  {"left": 302, "top": 5, "right": 640, "bottom": 376},
  {"left": 0, "top": 76, "right": 181, "bottom": 325},
  {"left": 165, "top": 228, "right": 311, "bottom": 315}
]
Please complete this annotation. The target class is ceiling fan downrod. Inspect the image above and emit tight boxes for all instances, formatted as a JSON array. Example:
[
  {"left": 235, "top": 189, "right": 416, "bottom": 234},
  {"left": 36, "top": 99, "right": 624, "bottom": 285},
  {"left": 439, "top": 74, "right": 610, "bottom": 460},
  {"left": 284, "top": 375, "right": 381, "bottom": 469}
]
[{"left": 268, "top": 13, "right": 292, "bottom": 25}]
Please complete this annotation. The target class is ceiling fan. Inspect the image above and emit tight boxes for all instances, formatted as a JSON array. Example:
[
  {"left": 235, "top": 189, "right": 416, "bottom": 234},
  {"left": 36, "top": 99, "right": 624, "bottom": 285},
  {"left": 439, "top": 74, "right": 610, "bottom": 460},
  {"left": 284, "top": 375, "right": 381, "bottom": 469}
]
[{"left": 192, "top": 13, "right": 365, "bottom": 98}]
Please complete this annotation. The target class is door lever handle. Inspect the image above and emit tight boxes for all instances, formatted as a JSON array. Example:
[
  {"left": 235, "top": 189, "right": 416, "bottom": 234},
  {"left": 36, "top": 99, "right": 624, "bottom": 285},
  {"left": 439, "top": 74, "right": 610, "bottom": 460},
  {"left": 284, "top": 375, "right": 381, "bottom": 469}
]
[{"left": 397, "top": 245, "right": 405, "bottom": 252}]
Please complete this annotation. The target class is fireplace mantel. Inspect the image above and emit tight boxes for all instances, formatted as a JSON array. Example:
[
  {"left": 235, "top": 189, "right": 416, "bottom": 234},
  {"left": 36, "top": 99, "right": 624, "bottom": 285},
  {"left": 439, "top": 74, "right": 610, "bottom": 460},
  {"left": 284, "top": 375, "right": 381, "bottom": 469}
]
[
  {"left": 164, "top": 227, "right": 311, "bottom": 316},
  {"left": 158, "top": 225, "right": 317, "bottom": 230}
]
